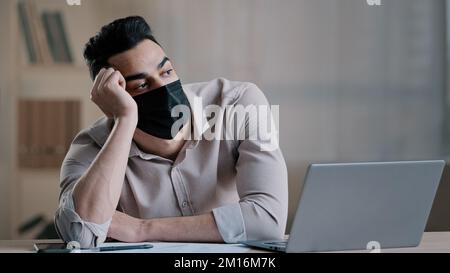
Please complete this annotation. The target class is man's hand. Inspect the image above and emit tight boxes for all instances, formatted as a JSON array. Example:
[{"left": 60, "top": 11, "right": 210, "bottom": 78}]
[
  {"left": 91, "top": 68, "right": 138, "bottom": 122},
  {"left": 107, "top": 211, "right": 144, "bottom": 243}
]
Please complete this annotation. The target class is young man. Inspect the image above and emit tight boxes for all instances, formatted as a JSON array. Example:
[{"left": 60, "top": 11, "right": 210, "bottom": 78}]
[{"left": 54, "top": 16, "right": 288, "bottom": 248}]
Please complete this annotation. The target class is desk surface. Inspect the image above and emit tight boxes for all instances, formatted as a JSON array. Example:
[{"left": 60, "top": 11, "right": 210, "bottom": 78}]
[
  {"left": 0, "top": 240, "right": 269, "bottom": 253},
  {"left": 1, "top": 232, "right": 450, "bottom": 253}
]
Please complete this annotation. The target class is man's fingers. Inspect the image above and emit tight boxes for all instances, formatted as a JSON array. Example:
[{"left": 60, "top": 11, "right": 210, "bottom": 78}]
[
  {"left": 98, "top": 68, "right": 115, "bottom": 92},
  {"left": 90, "top": 68, "right": 132, "bottom": 120},
  {"left": 117, "top": 71, "right": 126, "bottom": 90},
  {"left": 106, "top": 71, "right": 126, "bottom": 92},
  {"left": 91, "top": 68, "right": 106, "bottom": 98},
  {"left": 91, "top": 67, "right": 113, "bottom": 100}
]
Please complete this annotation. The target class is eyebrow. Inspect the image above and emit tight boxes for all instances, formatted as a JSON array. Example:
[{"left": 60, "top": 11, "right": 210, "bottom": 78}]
[
  {"left": 124, "top": 56, "right": 171, "bottom": 82},
  {"left": 125, "top": 73, "right": 148, "bottom": 82},
  {"left": 158, "top": 56, "right": 170, "bottom": 69}
]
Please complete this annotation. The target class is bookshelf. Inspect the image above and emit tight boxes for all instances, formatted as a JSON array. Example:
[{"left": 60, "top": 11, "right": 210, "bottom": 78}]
[{"left": 0, "top": 0, "right": 104, "bottom": 239}]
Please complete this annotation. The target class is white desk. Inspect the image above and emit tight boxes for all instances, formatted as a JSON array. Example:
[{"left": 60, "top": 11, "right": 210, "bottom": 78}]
[
  {"left": 1, "top": 232, "right": 450, "bottom": 253},
  {"left": 0, "top": 240, "right": 270, "bottom": 253}
]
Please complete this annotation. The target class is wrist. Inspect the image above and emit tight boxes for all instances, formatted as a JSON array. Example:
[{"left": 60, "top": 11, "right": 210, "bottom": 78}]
[
  {"left": 138, "top": 219, "right": 155, "bottom": 242},
  {"left": 115, "top": 113, "right": 138, "bottom": 129}
]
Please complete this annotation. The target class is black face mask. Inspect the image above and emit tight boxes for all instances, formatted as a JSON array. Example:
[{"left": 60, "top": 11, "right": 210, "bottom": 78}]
[{"left": 133, "top": 80, "right": 191, "bottom": 139}]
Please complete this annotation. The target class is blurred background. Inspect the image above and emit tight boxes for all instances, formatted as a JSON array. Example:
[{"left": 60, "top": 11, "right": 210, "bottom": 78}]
[{"left": 0, "top": 0, "right": 449, "bottom": 240}]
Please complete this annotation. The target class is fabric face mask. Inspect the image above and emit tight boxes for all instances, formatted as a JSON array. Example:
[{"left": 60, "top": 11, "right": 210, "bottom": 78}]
[{"left": 133, "top": 80, "right": 191, "bottom": 139}]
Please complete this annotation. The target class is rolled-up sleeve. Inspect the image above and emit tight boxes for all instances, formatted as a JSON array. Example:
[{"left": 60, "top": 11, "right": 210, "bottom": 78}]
[
  {"left": 54, "top": 131, "right": 112, "bottom": 248},
  {"left": 213, "top": 83, "right": 288, "bottom": 243}
]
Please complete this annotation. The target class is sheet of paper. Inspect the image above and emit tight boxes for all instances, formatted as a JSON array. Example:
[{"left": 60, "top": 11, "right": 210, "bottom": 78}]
[{"left": 79, "top": 242, "right": 254, "bottom": 253}]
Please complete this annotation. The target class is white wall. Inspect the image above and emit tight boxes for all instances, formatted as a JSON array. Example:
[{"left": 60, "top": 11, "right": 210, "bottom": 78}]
[{"left": 128, "top": 0, "right": 445, "bottom": 163}]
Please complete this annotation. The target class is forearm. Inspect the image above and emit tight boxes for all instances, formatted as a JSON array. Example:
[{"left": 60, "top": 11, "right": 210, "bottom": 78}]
[
  {"left": 73, "top": 116, "right": 136, "bottom": 224},
  {"left": 140, "top": 213, "right": 223, "bottom": 243}
]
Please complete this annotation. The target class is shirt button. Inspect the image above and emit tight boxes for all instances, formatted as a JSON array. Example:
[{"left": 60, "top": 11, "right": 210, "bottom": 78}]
[{"left": 182, "top": 201, "right": 188, "bottom": 208}]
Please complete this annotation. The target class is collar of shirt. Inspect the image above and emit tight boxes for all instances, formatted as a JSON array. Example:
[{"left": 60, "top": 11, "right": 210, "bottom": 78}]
[{"left": 86, "top": 84, "right": 211, "bottom": 159}]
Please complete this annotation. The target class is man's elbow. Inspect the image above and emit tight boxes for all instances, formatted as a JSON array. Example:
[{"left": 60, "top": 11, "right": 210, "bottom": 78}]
[
  {"left": 54, "top": 207, "right": 103, "bottom": 249},
  {"left": 243, "top": 204, "right": 287, "bottom": 241},
  {"left": 249, "top": 219, "right": 285, "bottom": 241}
]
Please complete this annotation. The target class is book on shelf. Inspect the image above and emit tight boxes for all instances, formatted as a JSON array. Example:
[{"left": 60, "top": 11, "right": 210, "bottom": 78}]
[
  {"left": 17, "top": 0, "right": 38, "bottom": 63},
  {"left": 28, "top": 0, "right": 53, "bottom": 64},
  {"left": 42, "top": 11, "right": 74, "bottom": 63},
  {"left": 17, "top": 0, "right": 73, "bottom": 65}
]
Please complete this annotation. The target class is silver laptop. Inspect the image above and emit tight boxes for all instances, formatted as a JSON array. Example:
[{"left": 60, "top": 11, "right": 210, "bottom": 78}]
[{"left": 244, "top": 160, "right": 445, "bottom": 252}]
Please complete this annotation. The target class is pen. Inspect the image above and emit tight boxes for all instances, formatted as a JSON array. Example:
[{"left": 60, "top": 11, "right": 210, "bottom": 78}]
[{"left": 85, "top": 243, "right": 153, "bottom": 252}]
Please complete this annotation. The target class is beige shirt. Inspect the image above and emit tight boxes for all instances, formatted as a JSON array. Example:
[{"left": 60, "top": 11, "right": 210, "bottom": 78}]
[{"left": 54, "top": 78, "right": 288, "bottom": 248}]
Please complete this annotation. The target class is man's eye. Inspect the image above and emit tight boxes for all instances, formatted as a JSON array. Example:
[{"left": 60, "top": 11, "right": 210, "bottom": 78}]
[
  {"left": 163, "top": 69, "right": 174, "bottom": 76},
  {"left": 136, "top": 82, "right": 149, "bottom": 90}
]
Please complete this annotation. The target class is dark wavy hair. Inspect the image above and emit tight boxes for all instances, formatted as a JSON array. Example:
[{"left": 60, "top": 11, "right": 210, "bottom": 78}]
[{"left": 83, "top": 16, "right": 160, "bottom": 80}]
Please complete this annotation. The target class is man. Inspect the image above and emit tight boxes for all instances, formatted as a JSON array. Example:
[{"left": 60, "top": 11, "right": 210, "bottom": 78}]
[{"left": 55, "top": 16, "right": 288, "bottom": 248}]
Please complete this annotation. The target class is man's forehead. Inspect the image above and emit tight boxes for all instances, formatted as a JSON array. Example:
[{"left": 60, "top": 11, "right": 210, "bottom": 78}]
[{"left": 108, "top": 40, "right": 166, "bottom": 70}]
